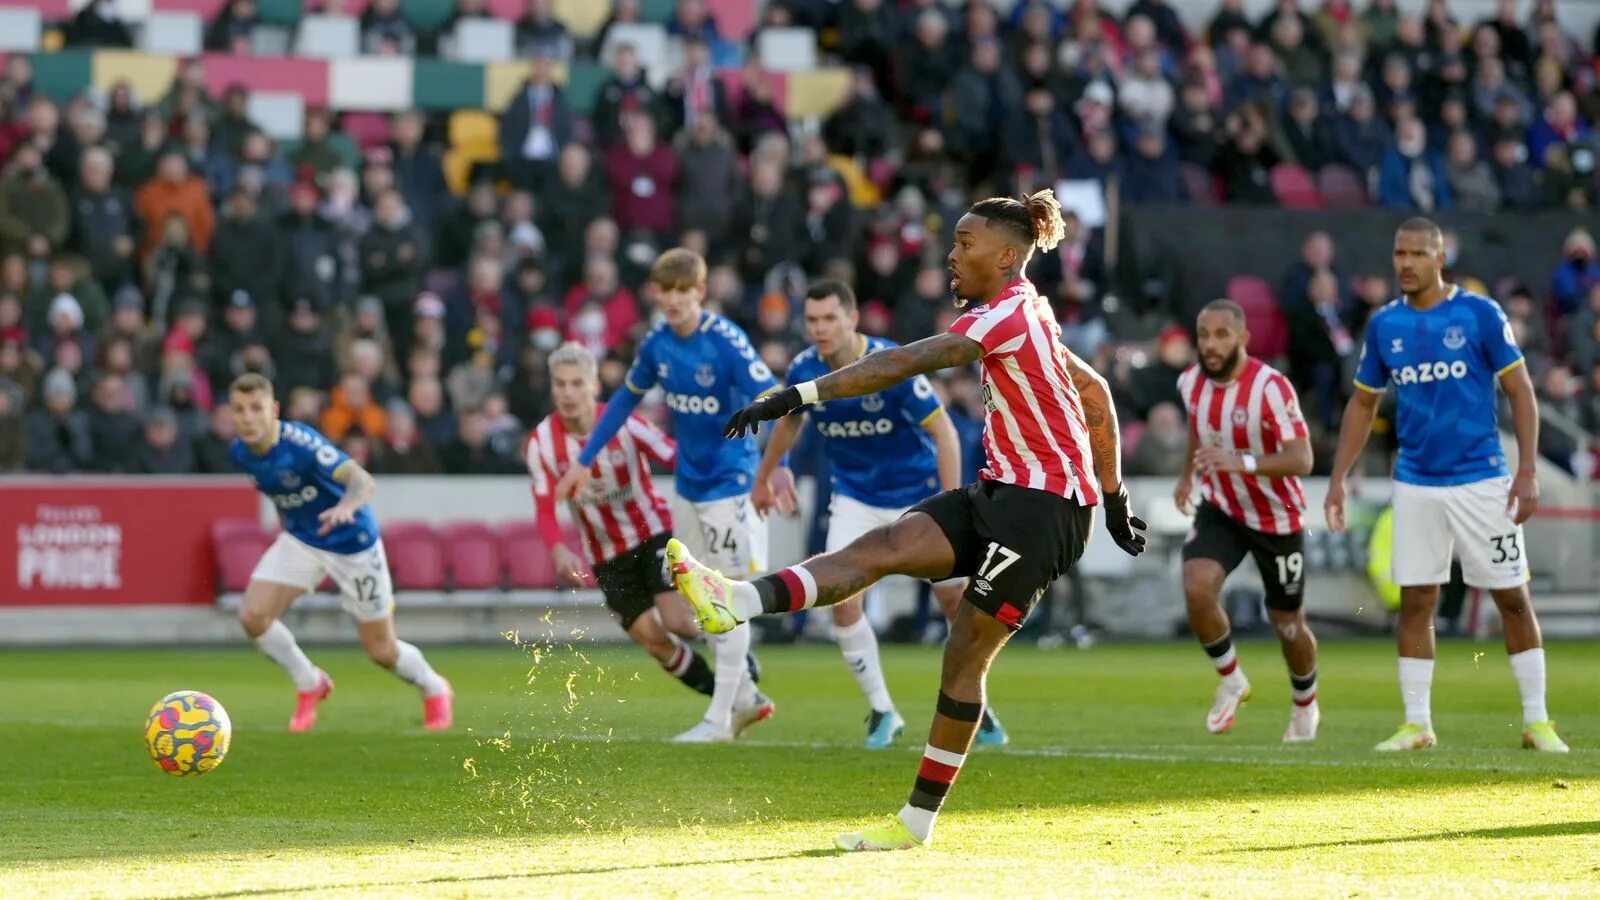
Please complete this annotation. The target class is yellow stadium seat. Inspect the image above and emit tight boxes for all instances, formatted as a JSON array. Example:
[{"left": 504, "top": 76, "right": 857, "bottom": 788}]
[
  {"left": 449, "top": 110, "right": 499, "bottom": 154},
  {"left": 785, "top": 68, "right": 851, "bottom": 120}
]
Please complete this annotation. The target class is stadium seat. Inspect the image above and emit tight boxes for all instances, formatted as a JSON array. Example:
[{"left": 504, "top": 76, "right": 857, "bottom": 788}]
[
  {"left": 706, "top": 0, "right": 757, "bottom": 40},
  {"left": 383, "top": 522, "right": 446, "bottom": 590},
  {"left": 448, "top": 109, "right": 498, "bottom": 152},
  {"left": 785, "top": 68, "right": 851, "bottom": 120},
  {"left": 0, "top": 7, "right": 43, "bottom": 52},
  {"left": 398, "top": 0, "right": 453, "bottom": 33},
  {"left": 296, "top": 14, "right": 360, "bottom": 59},
  {"left": 256, "top": 0, "right": 300, "bottom": 26},
  {"left": 1227, "top": 275, "right": 1290, "bottom": 359},
  {"left": 1179, "top": 162, "right": 1221, "bottom": 206},
  {"left": 1270, "top": 164, "right": 1324, "bottom": 209},
  {"left": 211, "top": 519, "right": 273, "bottom": 593},
  {"left": 1316, "top": 164, "right": 1370, "bottom": 209},
  {"left": 139, "top": 11, "right": 204, "bottom": 55},
  {"left": 90, "top": 49, "right": 179, "bottom": 102},
  {"left": 250, "top": 26, "right": 293, "bottom": 56},
  {"left": 246, "top": 90, "right": 305, "bottom": 141},
  {"left": 340, "top": 110, "right": 392, "bottom": 149},
  {"left": 446, "top": 18, "right": 515, "bottom": 63},
  {"left": 498, "top": 521, "right": 559, "bottom": 589},
  {"left": 441, "top": 522, "right": 503, "bottom": 590},
  {"left": 756, "top": 27, "right": 818, "bottom": 73},
  {"left": 330, "top": 58, "right": 412, "bottom": 111}
]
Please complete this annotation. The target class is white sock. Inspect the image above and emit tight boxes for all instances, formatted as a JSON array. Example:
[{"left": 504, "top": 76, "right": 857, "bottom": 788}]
[
  {"left": 1398, "top": 656, "right": 1434, "bottom": 729},
  {"left": 1508, "top": 647, "right": 1549, "bottom": 725},
  {"left": 392, "top": 641, "right": 449, "bottom": 697},
  {"left": 898, "top": 804, "right": 936, "bottom": 843},
  {"left": 254, "top": 621, "right": 321, "bottom": 691},
  {"left": 837, "top": 618, "right": 894, "bottom": 713},
  {"left": 705, "top": 621, "right": 752, "bottom": 729},
  {"left": 729, "top": 580, "right": 764, "bottom": 620}
]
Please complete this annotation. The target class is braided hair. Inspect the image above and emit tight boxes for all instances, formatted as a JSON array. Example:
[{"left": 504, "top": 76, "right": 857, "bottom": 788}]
[{"left": 967, "top": 189, "right": 1067, "bottom": 254}]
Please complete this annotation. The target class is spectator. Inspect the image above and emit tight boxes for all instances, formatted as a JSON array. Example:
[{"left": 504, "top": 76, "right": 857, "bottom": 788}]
[
  {"left": 440, "top": 406, "right": 521, "bottom": 474},
  {"left": 70, "top": 147, "right": 138, "bottom": 293},
  {"left": 1528, "top": 92, "right": 1594, "bottom": 170},
  {"left": 66, "top": 0, "right": 134, "bottom": 48},
  {"left": 499, "top": 57, "right": 573, "bottom": 192},
  {"left": 1213, "top": 105, "right": 1280, "bottom": 204},
  {"left": 321, "top": 371, "right": 387, "bottom": 442},
  {"left": 34, "top": 291, "right": 94, "bottom": 372},
  {"left": 1330, "top": 86, "right": 1393, "bottom": 174},
  {"left": 209, "top": 189, "right": 284, "bottom": 317},
  {"left": 897, "top": 8, "right": 959, "bottom": 124},
  {"left": 730, "top": 59, "right": 788, "bottom": 155},
  {"left": 1551, "top": 229, "right": 1600, "bottom": 316},
  {"left": 1171, "top": 81, "right": 1221, "bottom": 167},
  {"left": 1584, "top": 363, "right": 1600, "bottom": 435},
  {"left": 1444, "top": 130, "right": 1501, "bottom": 212},
  {"left": 408, "top": 375, "right": 455, "bottom": 448},
  {"left": 1377, "top": 118, "right": 1452, "bottom": 211},
  {"left": 135, "top": 151, "right": 214, "bottom": 262},
  {"left": 274, "top": 299, "right": 337, "bottom": 395},
  {"left": 193, "top": 402, "right": 237, "bottom": 473},
  {"left": 130, "top": 405, "right": 193, "bottom": 473},
  {"left": 605, "top": 110, "right": 678, "bottom": 240},
  {"left": 360, "top": 189, "right": 428, "bottom": 336},
  {"left": 515, "top": 0, "right": 574, "bottom": 62},
  {"left": 663, "top": 39, "right": 731, "bottom": 137},
  {"left": 562, "top": 255, "right": 638, "bottom": 354},
  {"left": 0, "top": 334, "right": 41, "bottom": 406},
  {"left": 28, "top": 96, "right": 82, "bottom": 188},
  {"left": 800, "top": 169, "right": 856, "bottom": 275},
  {"left": 384, "top": 112, "right": 446, "bottom": 231},
  {"left": 289, "top": 107, "right": 348, "bottom": 178},
  {"left": 0, "top": 145, "right": 71, "bottom": 258},
  {"left": 205, "top": 0, "right": 257, "bottom": 53},
  {"left": 733, "top": 160, "right": 802, "bottom": 284},
  {"left": 361, "top": 0, "right": 417, "bottom": 55},
  {"left": 103, "top": 288, "right": 157, "bottom": 374},
  {"left": 87, "top": 372, "right": 141, "bottom": 472},
  {"left": 1278, "top": 87, "right": 1336, "bottom": 169},
  {"left": 591, "top": 44, "right": 661, "bottom": 152},
  {"left": 822, "top": 68, "right": 893, "bottom": 161},
  {"left": 1489, "top": 136, "right": 1540, "bottom": 208},
  {"left": 202, "top": 289, "right": 265, "bottom": 387},
  {"left": 0, "top": 291, "right": 22, "bottom": 346},
  {"left": 1119, "top": 49, "right": 1176, "bottom": 133},
  {"left": 946, "top": 37, "right": 1021, "bottom": 185},
  {"left": 344, "top": 334, "right": 398, "bottom": 405},
  {"left": 1269, "top": 14, "right": 1325, "bottom": 87},
  {"left": 0, "top": 378, "right": 22, "bottom": 471},
  {"left": 1227, "top": 43, "right": 1290, "bottom": 113},
  {"left": 1471, "top": 56, "right": 1533, "bottom": 127},
  {"left": 1324, "top": 50, "right": 1365, "bottom": 114},
  {"left": 1285, "top": 267, "right": 1356, "bottom": 429},
  {"left": 25, "top": 368, "right": 92, "bottom": 473},
  {"left": 1005, "top": 85, "right": 1079, "bottom": 183},
  {"left": 1537, "top": 364, "right": 1582, "bottom": 470},
  {"left": 1121, "top": 128, "right": 1186, "bottom": 205},
  {"left": 674, "top": 116, "right": 739, "bottom": 251},
  {"left": 376, "top": 402, "right": 441, "bottom": 474},
  {"left": 1126, "top": 401, "right": 1189, "bottom": 476},
  {"left": 142, "top": 213, "right": 209, "bottom": 319}
]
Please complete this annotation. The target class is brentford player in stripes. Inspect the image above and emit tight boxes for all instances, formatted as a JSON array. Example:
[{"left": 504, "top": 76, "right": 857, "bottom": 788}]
[
  {"left": 1175, "top": 300, "right": 1320, "bottom": 743},
  {"left": 526, "top": 343, "right": 727, "bottom": 727},
  {"left": 667, "top": 190, "right": 1150, "bottom": 852}
]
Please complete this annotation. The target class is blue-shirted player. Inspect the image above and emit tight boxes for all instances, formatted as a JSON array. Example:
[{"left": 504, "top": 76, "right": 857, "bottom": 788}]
[
  {"left": 227, "top": 373, "right": 452, "bottom": 733},
  {"left": 1326, "top": 217, "right": 1566, "bottom": 753},
  {"left": 751, "top": 280, "right": 1008, "bottom": 749},
  {"left": 556, "top": 248, "right": 775, "bottom": 743}
]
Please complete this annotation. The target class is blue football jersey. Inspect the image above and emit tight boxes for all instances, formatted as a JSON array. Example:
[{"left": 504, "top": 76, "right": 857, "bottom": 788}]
[
  {"left": 1353, "top": 286, "right": 1524, "bottom": 486},
  {"left": 621, "top": 312, "right": 778, "bottom": 502},
  {"left": 229, "top": 421, "right": 380, "bottom": 553},
  {"left": 788, "top": 337, "right": 946, "bottom": 509}
]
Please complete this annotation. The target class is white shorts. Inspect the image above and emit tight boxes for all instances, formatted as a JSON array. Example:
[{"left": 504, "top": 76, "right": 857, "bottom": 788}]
[
  {"left": 826, "top": 493, "right": 962, "bottom": 588},
  {"left": 1391, "top": 476, "right": 1528, "bottom": 590},
  {"left": 250, "top": 532, "right": 396, "bottom": 622},
  {"left": 682, "top": 494, "right": 767, "bottom": 579}
]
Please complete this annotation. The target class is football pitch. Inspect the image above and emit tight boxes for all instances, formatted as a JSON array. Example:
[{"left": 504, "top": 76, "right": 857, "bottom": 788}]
[{"left": 5, "top": 638, "right": 1599, "bottom": 898}]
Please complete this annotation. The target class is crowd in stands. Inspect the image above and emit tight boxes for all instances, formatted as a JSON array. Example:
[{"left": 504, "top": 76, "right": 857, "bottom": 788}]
[{"left": 0, "top": 0, "right": 1598, "bottom": 481}]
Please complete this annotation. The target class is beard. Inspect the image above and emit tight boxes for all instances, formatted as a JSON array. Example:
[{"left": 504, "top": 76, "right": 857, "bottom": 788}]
[{"left": 1200, "top": 344, "right": 1243, "bottom": 379}]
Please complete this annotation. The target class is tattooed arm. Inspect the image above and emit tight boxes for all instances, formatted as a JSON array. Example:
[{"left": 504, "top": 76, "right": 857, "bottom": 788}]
[
  {"left": 812, "top": 333, "right": 983, "bottom": 402},
  {"left": 1062, "top": 348, "right": 1124, "bottom": 494}
]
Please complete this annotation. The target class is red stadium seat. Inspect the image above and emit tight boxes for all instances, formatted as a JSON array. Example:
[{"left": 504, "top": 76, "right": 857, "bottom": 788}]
[
  {"left": 1270, "top": 164, "right": 1324, "bottom": 209},
  {"left": 340, "top": 111, "right": 392, "bottom": 150},
  {"left": 1179, "top": 162, "right": 1221, "bottom": 206},
  {"left": 382, "top": 522, "right": 445, "bottom": 590},
  {"left": 211, "top": 519, "right": 274, "bottom": 593},
  {"left": 1316, "top": 164, "right": 1370, "bottom": 208},
  {"left": 498, "top": 521, "right": 559, "bottom": 589},
  {"left": 440, "top": 521, "right": 503, "bottom": 589},
  {"left": 1226, "top": 276, "right": 1289, "bottom": 359}
]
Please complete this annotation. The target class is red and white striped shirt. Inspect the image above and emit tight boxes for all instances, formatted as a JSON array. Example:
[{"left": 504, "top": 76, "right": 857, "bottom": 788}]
[
  {"left": 1178, "top": 358, "right": 1309, "bottom": 535},
  {"left": 949, "top": 279, "right": 1100, "bottom": 504},
  {"left": 526, "top": 405, "right": 675, "bottom": 564}
]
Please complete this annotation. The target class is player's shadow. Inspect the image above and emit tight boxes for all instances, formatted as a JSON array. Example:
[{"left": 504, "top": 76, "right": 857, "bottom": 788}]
[
  {"left": 1224, "top": 819, "right": 1600, "bottom": 853},
  {"left": 171, "top": 849, "right": 844, "bottom": 899}
]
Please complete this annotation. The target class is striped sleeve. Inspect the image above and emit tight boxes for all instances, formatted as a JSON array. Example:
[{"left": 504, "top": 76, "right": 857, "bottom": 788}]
[
  {"left": 624, "top": 414, "right": 676, "bottom": 466},
  {"left": 949, "top": 301, "right": 1028, "bottom": 357},
  {"left": 1263, "top": 374, "right": 1309, "bottom": 442},
  {"left": 525, "top": 431, "right": 551, "bottom": 496}
]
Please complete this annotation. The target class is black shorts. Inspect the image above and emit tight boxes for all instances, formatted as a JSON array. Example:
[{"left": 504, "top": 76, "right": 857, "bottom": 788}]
[
  {"left": 911, "top": 480, "right": 1093, "bottom": 631},
  {"left": 592, "top": 532, "right": 673, "bottom": 630},
  {"left": 1182, "top": 501, "right": 1306, "bottom": 611}
]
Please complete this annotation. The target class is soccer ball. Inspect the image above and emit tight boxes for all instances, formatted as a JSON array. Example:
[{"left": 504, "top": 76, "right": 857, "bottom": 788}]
[{"left": 144, "top": 691, "right": 232, "bottom": 777}]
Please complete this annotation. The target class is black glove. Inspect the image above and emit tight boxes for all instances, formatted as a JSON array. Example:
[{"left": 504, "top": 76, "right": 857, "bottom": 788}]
[
  {"left": 723, "top": 386, "right": 805, "bottom": 438},
  {"left": 1102, "top": 484, "right": 1149, "bottom": 557}
]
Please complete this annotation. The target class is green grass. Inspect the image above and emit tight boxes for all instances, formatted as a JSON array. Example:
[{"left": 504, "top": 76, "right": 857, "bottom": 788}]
[{"left": 5, "top": 638, "right": 1600, "bottom": 897}]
